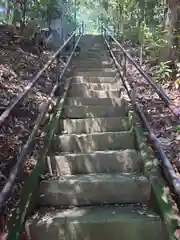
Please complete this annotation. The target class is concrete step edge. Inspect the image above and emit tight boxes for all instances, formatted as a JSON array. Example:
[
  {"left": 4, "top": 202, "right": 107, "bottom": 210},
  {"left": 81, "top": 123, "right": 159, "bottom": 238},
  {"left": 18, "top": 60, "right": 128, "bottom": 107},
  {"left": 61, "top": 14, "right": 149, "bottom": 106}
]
[
  {"left": 50, "top": 149, "right": 138, "bottom": 156},
  {"left": 38, "top": 173, "right": 150, "bottom": 206},
  {"left": 49, "top": 149, "right": 140, "bottom": 175},
  {"left": 28, "top": 205, "right": 164, "bottom": 240},
  {"left": 55, "top": 130, "right": 133, "bottom": 137}
]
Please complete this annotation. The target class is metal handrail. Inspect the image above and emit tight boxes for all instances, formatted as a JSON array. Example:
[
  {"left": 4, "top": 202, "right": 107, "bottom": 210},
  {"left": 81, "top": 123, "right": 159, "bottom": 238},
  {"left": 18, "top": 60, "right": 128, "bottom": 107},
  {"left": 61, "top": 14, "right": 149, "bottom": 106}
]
[
  {"left": 102, "top": 26, "right": 180, "bottom": 119},
  {"left": 103, "top": 32, "right": 180, "bottom": 199},
  {"left": 0, "top": 29, "right": 79, "bottom": 126},
  {"left": 0, "top": 27, "right": 83, "bottom": 216}
]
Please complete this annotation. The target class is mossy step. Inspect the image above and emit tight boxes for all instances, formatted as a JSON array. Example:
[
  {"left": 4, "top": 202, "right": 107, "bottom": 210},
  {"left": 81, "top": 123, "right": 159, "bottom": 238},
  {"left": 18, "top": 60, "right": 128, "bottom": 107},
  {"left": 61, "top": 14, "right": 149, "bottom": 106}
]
[
  {"left": 52, "top": 131, "right": 135, "bottom": 153},
  {"left": 38, "top": 173, "right": 150, "bottom": 206},
  {"left": 75, "top": 71, "right": 117, "bottom": 77},
  {"left": 29, "top": 205, "right": 165, "bottom": 240},
  {"left": 67, "top": 89, "right": 123, "bottom": 98},
  {"left": 58, "top": 117, "right": 130, "bottom": 134},
  {"left": 72, "top": 76, "right": 118, "bottom": 83},
  {"left": 65, "top": 97, "right": 125, "bottom": 106},
  {"left": 29, "top": 206, "right": 164, "bottom": 240},
  {"left": 69, "top": 82, "right": 123, "bottom": 91},
  {"left": 62, "top": 105, "right": 127, "bottom": 119},
  {"left": 49, "top": 149, "right": 140, "bottom": 175}
]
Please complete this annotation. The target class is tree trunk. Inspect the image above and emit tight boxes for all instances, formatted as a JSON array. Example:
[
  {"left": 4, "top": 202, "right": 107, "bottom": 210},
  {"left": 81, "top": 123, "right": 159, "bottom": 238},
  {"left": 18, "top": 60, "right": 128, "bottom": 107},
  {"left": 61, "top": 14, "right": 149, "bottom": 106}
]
[
  {"left": 5, "top": 0, "right": 11, "bottom": 24},
  {"left": 159, "top": 0, "right": 180, "bottom": 62},
  {"left": 138, "top": 2, "right": 145, "bottom": 65},
  {"left": 20, "top": 0, "right": 27, "bottom": 34}
]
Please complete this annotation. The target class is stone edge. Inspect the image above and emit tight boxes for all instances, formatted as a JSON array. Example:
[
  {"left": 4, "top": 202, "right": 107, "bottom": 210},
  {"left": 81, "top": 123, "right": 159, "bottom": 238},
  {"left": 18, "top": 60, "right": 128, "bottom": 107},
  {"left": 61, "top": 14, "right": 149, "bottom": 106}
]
[{"left": 131, "top": 110, "right": 178, "bottom": 240}]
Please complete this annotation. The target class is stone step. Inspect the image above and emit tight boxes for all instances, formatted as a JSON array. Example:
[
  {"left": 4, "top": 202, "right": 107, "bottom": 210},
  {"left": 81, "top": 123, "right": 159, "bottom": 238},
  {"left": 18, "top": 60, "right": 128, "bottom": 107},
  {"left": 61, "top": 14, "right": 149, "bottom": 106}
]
[
  {"left": 80, "top": 49, "right": 107, "bottom": 52},
  {"left": 50, "top": 149, "right": 140, "bottom": 175},
  {"left": 77, "top": 59, "right": 109, "bottom": 63},
  {"left": 78, "top": 54, "right": 108, "bottom": 57},
  {"left": 65, "top": 97, "right": 125, "bottom": 106},
  {"left": 76, "top": 63, "right": 112, "bottom": 68},
  {"left": 67, "top": 89, "right": 122, "bottom": 98},
  {"left": 58, "top": 117, "right": 130, "bottom": 134},
  {"left": 76, "top": 66, "right": 112, "bottom": 70},
  {"left": 76, "top": 66, "right": 111, "bottom": 71},
  {"left": 76, "top": 67, "right": 116, "bottom": 72},
  {"left": 82, "top": 49, "right": 108, "bottom": 52},
  {"left": 72, "top": 76, "right": 119, "bottom": 83},
  {"left": 75, "top": 71, "right": 117, "bottom": 77},
  {"left": 77, "top": 57, "right": 109, "bottom": 61},
  {"left": 62, "top": 105, "right": 127, "bottom": 119},
  {"left": 77, "top": 58, "right": 109, "bottom": 62},
  {"left": 52, "top": 131, "right": 135, "bottom": 153},
  {"left": 29, "top": 206, "right": 164, "bottom": 240},
  {"left": 69, "top": 82, "right": 123, "bottom": 91},
  {"left": 38, "top": 173, "right": 150, "bottom": 206},
  {"left": 76, "top": 60, "right": 112, "bottom": 65}
]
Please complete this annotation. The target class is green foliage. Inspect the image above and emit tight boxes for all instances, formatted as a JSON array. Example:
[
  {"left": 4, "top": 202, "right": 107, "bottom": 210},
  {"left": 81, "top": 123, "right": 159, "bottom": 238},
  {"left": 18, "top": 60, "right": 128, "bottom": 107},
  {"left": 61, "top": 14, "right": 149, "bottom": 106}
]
[
  {"left": 0, "top": 0, "right": 77, "bottom": 29},
  {"left": 0, "top": 0, "right": 178, "bottom": 65},
  {"left": 143, "top": 25, "right": 168, "bottom": 60},
  {"left": 154, "top": 61, "right": 172, "bottom": 82},
  {"left": 98, "top": 0, "right": 171, "bottom": 64},
  {"left": 174, "top": 62, "right": 180, "bottom": 88},
  {"left": 176, "top": 125, "right": 180, "bottom": 131}
]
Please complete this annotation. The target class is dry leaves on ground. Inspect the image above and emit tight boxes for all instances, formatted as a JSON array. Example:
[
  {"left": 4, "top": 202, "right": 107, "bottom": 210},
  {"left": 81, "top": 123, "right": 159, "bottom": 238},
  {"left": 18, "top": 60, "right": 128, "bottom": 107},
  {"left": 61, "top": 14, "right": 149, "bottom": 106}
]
[
  {"left": 113, "top": 43, "right": 180, "bottom": 174},
  {"left": 0, "top": 26, "right": 67, "bottom": 232}
]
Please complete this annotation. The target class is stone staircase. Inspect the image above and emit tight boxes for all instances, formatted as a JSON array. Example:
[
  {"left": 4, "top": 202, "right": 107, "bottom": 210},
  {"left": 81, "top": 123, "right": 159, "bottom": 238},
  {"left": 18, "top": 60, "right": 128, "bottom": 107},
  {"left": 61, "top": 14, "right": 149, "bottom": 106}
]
[{"left": 28, "top": 35, "right": 167, "bottom": 240}]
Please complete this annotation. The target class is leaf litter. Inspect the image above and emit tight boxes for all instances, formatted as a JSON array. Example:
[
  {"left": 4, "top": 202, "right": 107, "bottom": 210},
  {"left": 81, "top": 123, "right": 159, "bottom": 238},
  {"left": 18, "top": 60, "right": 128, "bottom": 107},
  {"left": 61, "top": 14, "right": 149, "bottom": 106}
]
[
  {"left": 0, "top": 26, "right": 68, "bottom": 238},
  {"left": 112, "top": 42, "right": 180, "bottom": 238}
]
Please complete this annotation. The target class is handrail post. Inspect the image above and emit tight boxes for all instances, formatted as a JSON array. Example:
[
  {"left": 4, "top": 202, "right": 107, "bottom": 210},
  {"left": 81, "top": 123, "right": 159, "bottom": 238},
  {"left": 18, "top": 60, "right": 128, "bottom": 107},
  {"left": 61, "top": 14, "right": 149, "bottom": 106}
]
[
  {"left": 56, "top": 52, "right": 61, "bottom": 83},
  {"left": 82, "top": 21, "right": 84, "bottom": 34},
  {"left": 123, "top": 53, "right": 127, "bottom": 79},
  {"left": 100, "top": 23, "right": 103, "bottom": 36},
  {"left": 104, "top": 26, "right": 106, "bottom": 39}
]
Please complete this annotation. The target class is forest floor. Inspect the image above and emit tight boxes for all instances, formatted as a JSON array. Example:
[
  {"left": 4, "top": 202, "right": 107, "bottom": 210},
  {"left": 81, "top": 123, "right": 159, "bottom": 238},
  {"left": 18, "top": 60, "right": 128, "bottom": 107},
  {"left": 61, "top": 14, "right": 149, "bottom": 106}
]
[
  {"left": 119, "top": 42, "right": 180, "bottom": 175},
  {"left": 0, "top": 25, "right": 67, "bottom": 238},
  {"left": 116, "top": 43, "right": 180, "bottom": 238}
]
